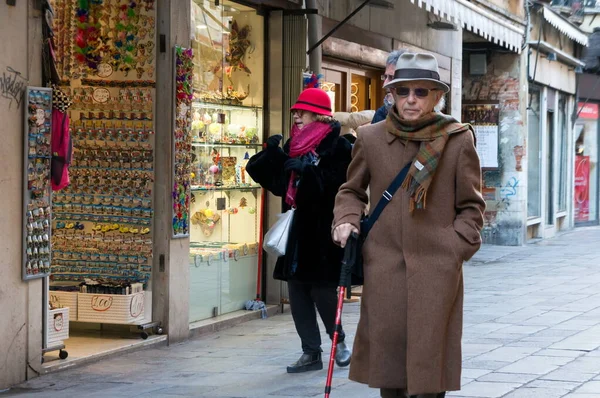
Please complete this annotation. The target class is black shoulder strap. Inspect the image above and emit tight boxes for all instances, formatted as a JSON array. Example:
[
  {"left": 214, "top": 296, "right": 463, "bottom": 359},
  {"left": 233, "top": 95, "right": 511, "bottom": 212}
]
[{"left": 364, "top": 161, "right": 411, "bottom": 234}]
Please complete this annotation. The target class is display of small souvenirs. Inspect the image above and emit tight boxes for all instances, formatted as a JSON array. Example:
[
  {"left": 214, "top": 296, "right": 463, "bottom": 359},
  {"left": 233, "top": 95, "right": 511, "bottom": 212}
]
[
  {"left": 191, "top": 208, "right": 221, "bottom": 237},
  {"left": 190, "top": 112, "right": 259, "bottom": 145},
  {"left": 25, "top": 202, "right": 52, "bottom": 276},
  {"left": 50, "top": 279, "right": 145, "bottom": 295},
  {"left": 225, "top": 20, "right": 253, "bottom": 76},
  {"left": 50, "top": 0, "right": 156, "bottom": 80},
  {"left": 42, "top": 1, "right": 158, "bottom": 285},
  {"left": 24, "top": 88, "right": 53, "bottom": 280},
  {"left": 193, "top": 85, "right": 249, "bottom": 105},
  {"left": 190, "top": 148, "right": 257, "bottom": 190},
  {"left": 173, "top": 46, "right": 194, "bottom": 237},
  {"left": 51, "top": 121, "right": 155, "bottom": 283}
]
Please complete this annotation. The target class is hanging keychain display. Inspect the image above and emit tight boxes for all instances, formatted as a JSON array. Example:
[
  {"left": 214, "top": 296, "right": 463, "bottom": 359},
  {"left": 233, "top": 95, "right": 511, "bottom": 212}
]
[
  {"left": 172, "top": 46, "right": 193, "bottom": 238},
  {"left": 23, "top": 87, "right": 53, "bottom": 280}
]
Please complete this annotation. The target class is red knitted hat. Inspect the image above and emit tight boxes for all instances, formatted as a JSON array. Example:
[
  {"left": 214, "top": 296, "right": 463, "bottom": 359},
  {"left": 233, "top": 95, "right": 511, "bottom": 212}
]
[{"left": 290, "top": 88, "right": 333, "bottom": 117}]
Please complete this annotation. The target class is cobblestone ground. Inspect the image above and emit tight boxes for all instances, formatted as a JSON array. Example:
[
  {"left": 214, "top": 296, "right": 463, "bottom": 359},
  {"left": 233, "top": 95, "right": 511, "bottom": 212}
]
[{"left": 4, "top": 227, "right": 600, "bottom": 398}]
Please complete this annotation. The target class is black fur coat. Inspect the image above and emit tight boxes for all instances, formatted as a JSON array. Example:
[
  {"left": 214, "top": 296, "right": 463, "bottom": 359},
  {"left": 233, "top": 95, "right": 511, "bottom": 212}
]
[{"left": 246, "top": 122, "right": 352, "bottom": 285}]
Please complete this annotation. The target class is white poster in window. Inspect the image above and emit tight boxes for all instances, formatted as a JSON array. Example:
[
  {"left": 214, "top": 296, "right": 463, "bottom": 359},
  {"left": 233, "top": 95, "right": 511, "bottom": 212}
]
[
  {"left": 473, "top": 125, "right": 499, "bottom": 168},
  {"left": 462, "top": 104, "right": 500, "bottom": 169}
]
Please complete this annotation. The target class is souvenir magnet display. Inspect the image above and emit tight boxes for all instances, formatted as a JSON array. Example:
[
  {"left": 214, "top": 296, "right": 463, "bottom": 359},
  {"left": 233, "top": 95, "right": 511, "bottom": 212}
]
[
  {"left": 172, "top": 46, "right": 193, "bottom": 238},
  {"left": 23, "top": 87, "right": 53, "bottom": 280}
]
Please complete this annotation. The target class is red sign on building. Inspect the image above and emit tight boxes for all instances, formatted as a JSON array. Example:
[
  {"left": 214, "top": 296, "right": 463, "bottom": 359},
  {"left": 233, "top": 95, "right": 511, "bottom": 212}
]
[
  {"left": 575, "top": 155, "right": 590, "bottom": 222},
  {"left": 578, "top": 103, "right": 599, "bottom": 120}
]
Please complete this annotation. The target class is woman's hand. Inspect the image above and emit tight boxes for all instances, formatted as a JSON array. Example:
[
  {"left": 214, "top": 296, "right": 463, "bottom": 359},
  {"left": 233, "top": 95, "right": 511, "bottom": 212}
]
[
  {"left": 333, "top": 223, "right": 359, "bottom": 248},
  {"left": 266, "top": 134, "right": 283, "bottom": 151},
  {"left": 284, "top": 158, "right": 305, "bottom": 174}
]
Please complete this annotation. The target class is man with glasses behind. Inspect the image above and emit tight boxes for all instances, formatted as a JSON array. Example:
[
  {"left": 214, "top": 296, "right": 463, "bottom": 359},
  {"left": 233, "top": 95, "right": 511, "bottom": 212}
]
[
  {"left": 371, "top": 49, "right": 406, "bottom": 124},
  {"left": 332, "top": 53, "right": 485, "bottom": 397}
]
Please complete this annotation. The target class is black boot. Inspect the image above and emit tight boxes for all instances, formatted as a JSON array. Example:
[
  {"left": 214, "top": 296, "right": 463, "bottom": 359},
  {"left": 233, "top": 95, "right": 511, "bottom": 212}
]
[
  {"left": 286, "top": 352, "right": 323, "bottom": 373},
  {"left": 335, "top": 341, "right": 351, "bottom": 367}
]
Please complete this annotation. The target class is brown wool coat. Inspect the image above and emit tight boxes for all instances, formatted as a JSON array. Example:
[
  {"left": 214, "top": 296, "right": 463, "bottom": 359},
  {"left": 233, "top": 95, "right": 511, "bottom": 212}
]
[{"left": 333, "top": 120, "right": 485, "bottom": 395}]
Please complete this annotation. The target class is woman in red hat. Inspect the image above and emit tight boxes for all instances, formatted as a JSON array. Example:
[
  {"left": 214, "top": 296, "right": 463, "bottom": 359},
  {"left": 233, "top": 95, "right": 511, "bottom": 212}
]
[{"left": 247, "top": 88, "right": 353, "bottom": 373}]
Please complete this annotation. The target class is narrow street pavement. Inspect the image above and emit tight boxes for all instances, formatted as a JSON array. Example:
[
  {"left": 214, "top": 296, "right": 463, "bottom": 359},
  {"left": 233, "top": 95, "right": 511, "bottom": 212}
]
[{"left": 4, "top": 227, "right": 600, "bottom": 398}]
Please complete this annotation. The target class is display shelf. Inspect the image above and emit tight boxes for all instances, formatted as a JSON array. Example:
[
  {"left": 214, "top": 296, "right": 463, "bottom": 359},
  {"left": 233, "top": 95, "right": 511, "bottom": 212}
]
[
  {"left": 192, "top": 141, "right": 262, "bottom": 148},
  {"left": 191, "top": 185, "right": 261, "bottom": 192},
  {"left": 191, "top": 101, "right": 262, "bottom": 112},
  {"left": 22, "top": 86, "right": 53, "bottom": 280},
  {"left": 188, "top": 0, "right": 266, "bottom": 323}
]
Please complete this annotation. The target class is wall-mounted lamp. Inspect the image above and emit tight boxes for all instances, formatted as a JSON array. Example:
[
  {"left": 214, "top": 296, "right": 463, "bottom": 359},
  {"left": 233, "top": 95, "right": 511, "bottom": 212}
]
[
  {"left": 546, "top": 52, "right": 557, "bottom": 61},
  {"left": 575, "top": 65, "right": 584, "bottom": 74}
]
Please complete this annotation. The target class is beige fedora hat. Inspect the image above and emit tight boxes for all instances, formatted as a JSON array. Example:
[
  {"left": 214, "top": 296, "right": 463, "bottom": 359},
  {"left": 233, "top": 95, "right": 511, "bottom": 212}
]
[{"left": 383, "top": 52, "right": 450, "bottom": 93}]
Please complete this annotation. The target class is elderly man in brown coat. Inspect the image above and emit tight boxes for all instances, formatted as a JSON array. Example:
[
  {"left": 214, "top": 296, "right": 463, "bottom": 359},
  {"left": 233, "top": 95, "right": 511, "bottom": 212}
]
[{"left": 332, "top": 53, "right": 485, "bottom": 398}]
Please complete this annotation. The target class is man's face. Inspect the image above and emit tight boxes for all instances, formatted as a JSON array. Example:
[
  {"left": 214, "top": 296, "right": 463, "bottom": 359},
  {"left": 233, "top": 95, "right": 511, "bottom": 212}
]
[
  {"left": 382, "top": 63, "right": 396, "bottom": 89},
  {"left": 391, "top": 81, "right": 443, "bottom": 122}
]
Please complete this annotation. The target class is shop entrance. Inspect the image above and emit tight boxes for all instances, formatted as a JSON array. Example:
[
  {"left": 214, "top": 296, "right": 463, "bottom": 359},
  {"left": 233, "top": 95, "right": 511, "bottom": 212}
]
[
  {"left": 321, "top": 61, "right": 382, "bottom": 113},
  {"left": 575, "top": 102, "right": 600, "bottom": 226},
  {"left": 39, "top": 0, "right": 164, "bottom": 367}
]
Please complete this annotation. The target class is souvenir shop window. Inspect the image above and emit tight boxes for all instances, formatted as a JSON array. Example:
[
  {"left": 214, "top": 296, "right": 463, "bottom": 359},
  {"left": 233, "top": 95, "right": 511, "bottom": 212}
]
[
  {"left": 46, "top": 0, "right": 158, "bottom": 330},
  {"left": 188, "top": 0, "right": 265, "bottom": 320}
]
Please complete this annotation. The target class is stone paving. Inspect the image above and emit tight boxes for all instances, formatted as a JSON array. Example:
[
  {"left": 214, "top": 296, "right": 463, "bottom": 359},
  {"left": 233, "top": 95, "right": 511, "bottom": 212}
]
[{"left": 4, "top": 227, "right": 600, "bottom": 398}]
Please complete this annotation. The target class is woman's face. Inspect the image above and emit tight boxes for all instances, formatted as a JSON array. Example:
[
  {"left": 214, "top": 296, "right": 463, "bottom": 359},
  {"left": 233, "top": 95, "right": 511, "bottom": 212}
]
[{"left": 292, "top": 110, "right": 317, "bottom": 130}]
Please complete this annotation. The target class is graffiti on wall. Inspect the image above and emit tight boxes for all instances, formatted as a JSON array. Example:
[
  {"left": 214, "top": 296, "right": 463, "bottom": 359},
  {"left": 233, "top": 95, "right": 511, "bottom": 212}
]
[
  {"left": 500, "top": 177, "right": 519, "bottom": 202},
  {"left": 0, "top": 66, "right": 27, "bottom": 109},
  {"left": 482, "top": 174, "right": 522, "bottom": 241}
]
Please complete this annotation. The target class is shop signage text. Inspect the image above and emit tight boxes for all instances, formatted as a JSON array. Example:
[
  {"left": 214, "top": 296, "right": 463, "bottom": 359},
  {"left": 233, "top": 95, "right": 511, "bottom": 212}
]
[
  {"left": 129, "top": 293, "right": 144, "bottom": 318},
  {"left": 91, "top": 295, "right": 113, "bottom": 312},
  {"left": 53, "top": 313, "right": 64, "bottom": 332},
  {"left": 578, "top": 103, "right": 599, "bottom": 120},
  {"left": 92, "top": 88, "right": 110, "bottom": 103}
]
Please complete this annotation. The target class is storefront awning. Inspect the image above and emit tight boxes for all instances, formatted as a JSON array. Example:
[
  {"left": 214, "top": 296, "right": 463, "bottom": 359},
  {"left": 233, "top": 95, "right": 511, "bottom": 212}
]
[
  {"left": 409, "top": 0, "right": 525, "bottom": 53},
  {"left": 540, "top": 5, "right": 588, "bottom": 47}
]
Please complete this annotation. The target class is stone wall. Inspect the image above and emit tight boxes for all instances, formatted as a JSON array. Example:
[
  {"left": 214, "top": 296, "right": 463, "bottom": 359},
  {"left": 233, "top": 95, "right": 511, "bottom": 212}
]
[
  {"left": 463, "top": 52, "right": 527, "bottom": 245},
  {"left": 0, "top": 0, "right": 44, "bottom": 390}
]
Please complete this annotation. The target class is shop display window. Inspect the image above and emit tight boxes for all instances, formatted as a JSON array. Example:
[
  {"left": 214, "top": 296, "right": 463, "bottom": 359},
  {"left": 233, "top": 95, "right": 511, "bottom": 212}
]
[
  {"left": 189, "top": 0, "right": 265, "bottom": 322},
  {"left": 575, "top": 102, "right": 599, "bottom": 225},
  {"left": 46, "top": 0, "right": 157, "bottom": 332},
  {"left": 557, "top": 95, "right": 568, "bottom": 213},
  {"left": 528, "top": 88, "right": 542, "bottom": 219}
]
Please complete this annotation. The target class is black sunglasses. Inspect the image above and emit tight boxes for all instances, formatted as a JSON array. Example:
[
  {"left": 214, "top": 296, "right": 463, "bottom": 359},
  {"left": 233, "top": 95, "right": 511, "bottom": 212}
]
[{"left": 395, "top": 87, "right": 439, "bottom": 98}]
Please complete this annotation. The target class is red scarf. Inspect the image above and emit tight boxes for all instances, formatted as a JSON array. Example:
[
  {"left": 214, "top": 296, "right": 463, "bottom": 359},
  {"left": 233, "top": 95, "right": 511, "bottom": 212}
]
[{"left": 286, "top": 121, "right": 333, "bottom": 207}]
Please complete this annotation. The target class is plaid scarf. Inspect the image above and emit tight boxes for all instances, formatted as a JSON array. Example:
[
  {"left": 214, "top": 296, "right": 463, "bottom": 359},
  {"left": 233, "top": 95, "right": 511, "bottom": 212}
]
[{"left": 386, "top": 107, "right": 472, "bottom": 211}]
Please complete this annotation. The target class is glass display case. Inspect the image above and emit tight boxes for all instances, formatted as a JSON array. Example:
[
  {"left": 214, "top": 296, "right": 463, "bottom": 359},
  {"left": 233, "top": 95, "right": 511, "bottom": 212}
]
[{"left": 189, "top": 0, "right": 265, "bottom": 322}]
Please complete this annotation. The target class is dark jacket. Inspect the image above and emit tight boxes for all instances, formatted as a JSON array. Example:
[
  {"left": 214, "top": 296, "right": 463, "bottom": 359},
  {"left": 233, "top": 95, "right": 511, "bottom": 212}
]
[
  {"left": 246, "top": 122, "right": 352, "bottom": 284},
  {"left": 371, "top": 105, "right": 388, "bottom": 124}
]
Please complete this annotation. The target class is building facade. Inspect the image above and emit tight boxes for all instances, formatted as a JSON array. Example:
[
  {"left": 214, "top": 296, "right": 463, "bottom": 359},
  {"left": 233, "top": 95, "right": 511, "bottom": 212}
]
[
  {"left": 554, "top": 0, "right": 600, "bottom": 227},
  {"left": 462, "top": 0, "right": 587, "bottom": 244}
]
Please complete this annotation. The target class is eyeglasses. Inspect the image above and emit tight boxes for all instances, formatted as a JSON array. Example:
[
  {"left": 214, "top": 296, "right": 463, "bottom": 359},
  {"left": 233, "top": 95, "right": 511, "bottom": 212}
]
[
  {"left": 381, "top": 74, "right": 394, "bottom": 82},
  {"left": 394, "top": 87, "right": 439, "bottom": 98}
]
